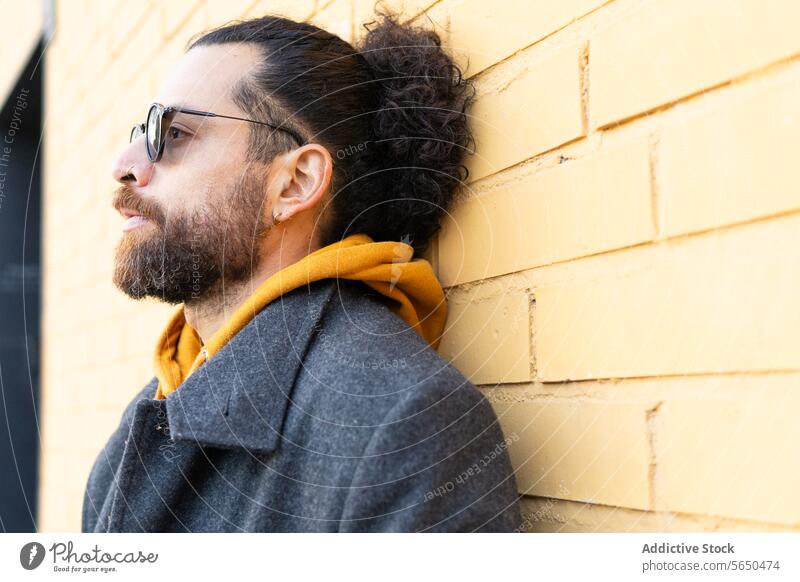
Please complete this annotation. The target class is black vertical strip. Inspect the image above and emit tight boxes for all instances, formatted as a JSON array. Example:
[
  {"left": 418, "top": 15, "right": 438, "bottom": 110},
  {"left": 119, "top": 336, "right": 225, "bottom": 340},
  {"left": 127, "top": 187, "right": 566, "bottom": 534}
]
[{"left": 0, "top": 39, "right": 43, "bottom": 533}]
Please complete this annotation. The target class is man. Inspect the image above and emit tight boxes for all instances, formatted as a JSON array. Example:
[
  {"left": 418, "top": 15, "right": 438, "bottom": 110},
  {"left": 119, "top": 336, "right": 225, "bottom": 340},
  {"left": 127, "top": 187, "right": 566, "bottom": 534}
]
[{"left": 82, "top": 12, "right": 522, "bottom": 532}]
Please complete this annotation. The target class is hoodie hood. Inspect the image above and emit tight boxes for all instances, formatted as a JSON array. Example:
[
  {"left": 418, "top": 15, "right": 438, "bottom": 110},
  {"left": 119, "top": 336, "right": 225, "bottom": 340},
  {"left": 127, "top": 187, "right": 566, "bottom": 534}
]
[{"left": 153, "top": 233, "right": 446, "bottom": 400}]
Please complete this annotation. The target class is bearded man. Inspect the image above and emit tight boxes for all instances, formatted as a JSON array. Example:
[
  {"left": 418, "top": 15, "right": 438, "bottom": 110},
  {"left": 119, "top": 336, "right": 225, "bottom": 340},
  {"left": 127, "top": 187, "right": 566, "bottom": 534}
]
[{"left": 83, "top": 12, "right": 522, "bottom": 533}]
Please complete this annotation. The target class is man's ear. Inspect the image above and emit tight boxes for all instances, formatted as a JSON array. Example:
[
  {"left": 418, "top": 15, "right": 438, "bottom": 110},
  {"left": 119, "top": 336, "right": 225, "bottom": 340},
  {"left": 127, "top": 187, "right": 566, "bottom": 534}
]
[{"left": 270, "top": 143, "right": 332, "bottom": 223}]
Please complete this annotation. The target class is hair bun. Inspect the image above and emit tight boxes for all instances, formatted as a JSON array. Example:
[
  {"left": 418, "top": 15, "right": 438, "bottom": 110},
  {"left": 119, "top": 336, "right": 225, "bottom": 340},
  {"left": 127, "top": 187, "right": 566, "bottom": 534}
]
[{"left": 354, "top": 12, "right": 475, "bottom": 254}]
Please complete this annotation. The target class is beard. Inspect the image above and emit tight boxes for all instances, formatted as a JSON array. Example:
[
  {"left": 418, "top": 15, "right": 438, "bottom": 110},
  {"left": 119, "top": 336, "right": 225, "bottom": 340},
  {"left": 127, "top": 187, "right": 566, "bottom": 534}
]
[{"left": 111, "top": 170, "right": 271, "bottom": 304}]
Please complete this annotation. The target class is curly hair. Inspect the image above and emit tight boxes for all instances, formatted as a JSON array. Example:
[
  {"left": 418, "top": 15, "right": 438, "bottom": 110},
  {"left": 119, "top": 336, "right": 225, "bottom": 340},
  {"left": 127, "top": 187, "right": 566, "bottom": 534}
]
[{"left": 189, "top": 8, "right": 475, "bottom": 255}]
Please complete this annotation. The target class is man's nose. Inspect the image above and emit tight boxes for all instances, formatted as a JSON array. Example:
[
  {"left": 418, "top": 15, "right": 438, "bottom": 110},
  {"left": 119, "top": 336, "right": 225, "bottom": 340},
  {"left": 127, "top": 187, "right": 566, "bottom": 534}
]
[{"left": 111, "top": 138, "right": 154, "bottom": 186}]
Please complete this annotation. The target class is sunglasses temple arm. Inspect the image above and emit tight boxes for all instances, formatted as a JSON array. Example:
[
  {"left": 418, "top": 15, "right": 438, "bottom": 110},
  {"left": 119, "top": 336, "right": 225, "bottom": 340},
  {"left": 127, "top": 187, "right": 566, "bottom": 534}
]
[
  {"left": 172, "top": 107, "right": 304, "bottom": 144},
  {"left": 214, "top": 114, "right": 304, "bottom": 145}
]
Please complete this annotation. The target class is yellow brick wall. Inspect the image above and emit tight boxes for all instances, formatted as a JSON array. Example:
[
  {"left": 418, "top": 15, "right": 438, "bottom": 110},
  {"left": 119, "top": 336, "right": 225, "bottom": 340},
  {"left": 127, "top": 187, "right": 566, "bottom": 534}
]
[{"left": 35, "top": 0, "right": 800, "bottom": 531}]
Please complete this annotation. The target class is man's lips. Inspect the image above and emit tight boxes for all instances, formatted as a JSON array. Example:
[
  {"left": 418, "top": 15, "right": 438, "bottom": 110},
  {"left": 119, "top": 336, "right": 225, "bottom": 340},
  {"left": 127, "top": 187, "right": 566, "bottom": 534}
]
[{"left": 119, "top": 207, "right": 154, "bottom": 232}]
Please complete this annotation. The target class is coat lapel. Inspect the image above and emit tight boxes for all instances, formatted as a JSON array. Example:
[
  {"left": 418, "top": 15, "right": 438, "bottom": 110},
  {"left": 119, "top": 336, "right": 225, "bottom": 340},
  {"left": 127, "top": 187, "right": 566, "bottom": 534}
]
[{"left": 164, "top": 279, "right": 337, "bottom": 454}]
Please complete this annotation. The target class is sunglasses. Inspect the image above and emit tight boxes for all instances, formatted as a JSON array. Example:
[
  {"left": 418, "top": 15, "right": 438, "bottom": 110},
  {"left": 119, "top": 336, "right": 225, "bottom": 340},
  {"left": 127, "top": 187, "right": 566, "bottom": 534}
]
[{"left": 130, "top": 102, "right": 305, "bottom": 162}]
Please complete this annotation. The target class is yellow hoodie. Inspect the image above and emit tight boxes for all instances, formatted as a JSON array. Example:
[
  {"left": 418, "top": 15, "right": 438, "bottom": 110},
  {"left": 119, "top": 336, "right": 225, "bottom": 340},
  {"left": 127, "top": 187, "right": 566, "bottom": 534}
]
[{"left": 152, "top": 233, "right": 447, "bottom": 400}]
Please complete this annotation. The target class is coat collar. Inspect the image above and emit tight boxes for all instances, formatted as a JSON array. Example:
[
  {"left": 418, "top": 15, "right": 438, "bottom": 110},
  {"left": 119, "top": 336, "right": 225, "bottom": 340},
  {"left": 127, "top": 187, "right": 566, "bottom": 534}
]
[{"left": 163, "top": 279, "right": 338, "bottom": 454}]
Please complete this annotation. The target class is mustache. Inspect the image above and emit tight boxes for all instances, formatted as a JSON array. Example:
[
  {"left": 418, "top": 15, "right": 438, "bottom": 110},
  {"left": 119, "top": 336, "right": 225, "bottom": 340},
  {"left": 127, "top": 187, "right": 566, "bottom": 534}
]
[{"left": 111, "top": 185, "right": 166, "bottom": 226}]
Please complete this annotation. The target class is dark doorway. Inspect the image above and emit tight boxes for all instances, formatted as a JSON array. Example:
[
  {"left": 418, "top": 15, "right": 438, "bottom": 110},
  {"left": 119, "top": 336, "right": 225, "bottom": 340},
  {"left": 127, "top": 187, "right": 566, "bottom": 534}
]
[{"left": 0, "top": 41, "right": 43, "bottom": 533}]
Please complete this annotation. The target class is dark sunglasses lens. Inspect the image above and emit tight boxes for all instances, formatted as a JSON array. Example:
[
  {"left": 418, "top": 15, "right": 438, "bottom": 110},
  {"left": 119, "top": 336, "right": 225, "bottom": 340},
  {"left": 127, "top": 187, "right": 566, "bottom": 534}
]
[{"left": 146, "top": 105, "right": 162, "bottom": 161}]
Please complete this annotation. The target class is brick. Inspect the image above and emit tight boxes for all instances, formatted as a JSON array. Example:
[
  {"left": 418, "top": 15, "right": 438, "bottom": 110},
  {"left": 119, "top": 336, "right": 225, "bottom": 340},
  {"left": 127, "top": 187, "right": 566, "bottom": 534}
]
[
  {"left": 439, "top": 141, "right": 654, "bottom": 286},
  {"left": 493, "top": 399, "right": 651, "bottom": 509},
  {"left": 518, "top": 496, "right": 791, "bottom": 532},
  {"left": 657, "top": 375, "right": 800, "bottom": 525},
  {"left": 355, "top": 0, "right": 417, "bottom": 36},
  {"left": 591, "top": 0, "right": 800, "bottom": 128},
  {"left": 535, "top": 213, "right": 800, "bottom": 381},
  {"left": 245, "top": 0, "right": 318, "bottom": 21},
  {"left": 159, "top": 0, "right": 204, "bottom": 40},
  {"left": 112, "top": 7, "right": 163, "bottom": 87},
  {"left": 467, "top": 45, "right": 584, "bottom": 182},
  {"left": 659, "top": 79, "right": 800, "bottom": 237},
  {"left": 206, "top": 0, "right": 256, "bottom": 27},
  {"left": 109, "top": 79, "right": 152, "bottom": 148},
  {"left": 354, "top": 0, "right": 439, "bottom": 37},
  {"left": 109, "top": 2, "right": 152, "bottom": 57},
  {"left": 147, "top": 6, "right": 210, "bottom": 97},
  {"left": 378, "top": 0, "right": 438, "bottom": 20},
  {"left": 449, "top": 0, "right": 606, "bottom": 77},
  {"left": 439, "top": 291, "right": 531, "bottom": 385},
  {"left": 74, "top": 39, "right": 113, "bottom": 95},
  {"left": 49, "top": 0, "right": 83, "bottom": 63},
  {"left": 312, "top": 0, "right": 353, "bottom": 42},
  {"left": 409, "top": 0, "right": 449, "bottom": 42}
]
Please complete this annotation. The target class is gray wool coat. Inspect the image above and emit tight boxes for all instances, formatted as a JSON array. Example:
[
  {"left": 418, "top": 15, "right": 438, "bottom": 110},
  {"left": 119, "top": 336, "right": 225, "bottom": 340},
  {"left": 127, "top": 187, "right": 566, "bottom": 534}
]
[{"left": 82, "top": 279, "right": 522, "bottom": 532}]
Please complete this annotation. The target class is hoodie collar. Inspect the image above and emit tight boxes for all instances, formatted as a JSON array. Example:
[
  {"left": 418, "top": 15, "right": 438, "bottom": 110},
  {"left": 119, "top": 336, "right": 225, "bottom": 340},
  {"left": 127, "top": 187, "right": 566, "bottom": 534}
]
[
  {"left": 153, "top": 233, "right": 447, "bottom": 400},
  {"left": 163, "top": 279, "right": 337, "bottom": 454}
]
